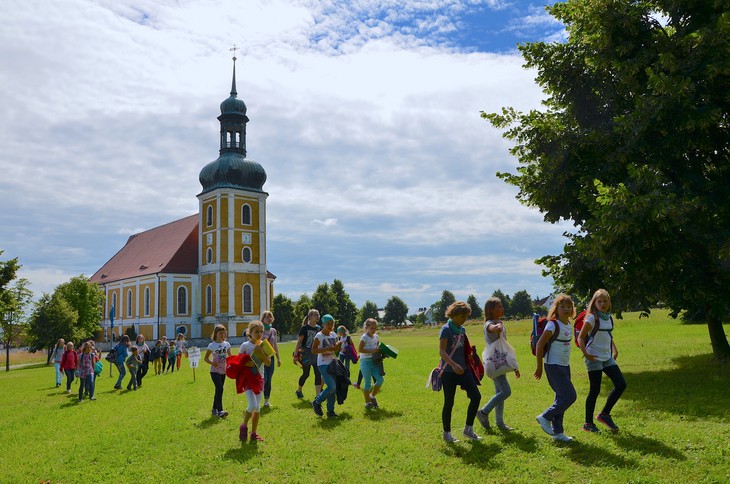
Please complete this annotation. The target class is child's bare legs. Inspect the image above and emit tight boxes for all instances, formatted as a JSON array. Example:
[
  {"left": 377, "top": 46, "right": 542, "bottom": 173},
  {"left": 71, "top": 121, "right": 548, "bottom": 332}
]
[
  {"left": 362, "top": 388, "right": 372, "bottom": 403},
  {"left": 250, "top": 411, "right": 259, "bottom": 434},
  {"left": 371, "top": 384, "right": 382, "bottom": 397}
]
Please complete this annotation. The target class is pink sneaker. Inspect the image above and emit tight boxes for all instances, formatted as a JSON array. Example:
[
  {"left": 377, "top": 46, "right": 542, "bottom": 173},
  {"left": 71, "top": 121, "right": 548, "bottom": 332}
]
[
  {"left": 250, "top": 432, "right": 264, "bottom": 442},
  {"left": 239, "top": 424, "right": 248, "bottom": 442}
]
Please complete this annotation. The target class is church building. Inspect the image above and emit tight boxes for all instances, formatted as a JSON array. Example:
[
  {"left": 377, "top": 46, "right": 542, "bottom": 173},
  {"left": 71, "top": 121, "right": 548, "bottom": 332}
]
[{"left": 90, "top": 57, "right": 274, "bottom": 341}]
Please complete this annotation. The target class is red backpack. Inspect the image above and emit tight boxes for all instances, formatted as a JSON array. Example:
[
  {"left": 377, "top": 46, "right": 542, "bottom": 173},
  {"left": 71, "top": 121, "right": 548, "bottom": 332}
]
[
  {"left": 530, "top": 314, "right": 560, "bottom": 356},
  {"left": 574, "top": 310, "right": 612, "bottom": 347}
]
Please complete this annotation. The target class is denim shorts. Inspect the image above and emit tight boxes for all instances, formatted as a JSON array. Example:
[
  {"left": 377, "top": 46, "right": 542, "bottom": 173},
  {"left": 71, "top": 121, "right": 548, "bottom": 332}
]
[{"left": 584, "top": 356, "right": 617, "bottom": 372}]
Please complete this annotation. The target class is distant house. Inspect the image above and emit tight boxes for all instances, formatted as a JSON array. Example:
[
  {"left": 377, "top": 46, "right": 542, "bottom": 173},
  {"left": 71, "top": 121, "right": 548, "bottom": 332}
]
[
  {"left": 534, "top": 293, "right": 555, "bottom": 311},
  {"left": 416, "top": 307, "right": 435, "bottom": 324}
]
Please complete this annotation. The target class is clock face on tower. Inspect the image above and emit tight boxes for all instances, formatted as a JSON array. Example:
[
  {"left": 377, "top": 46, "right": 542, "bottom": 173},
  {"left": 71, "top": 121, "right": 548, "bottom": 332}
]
[{"left": 242, "top": 233, "right": 251, "bottom": 244}]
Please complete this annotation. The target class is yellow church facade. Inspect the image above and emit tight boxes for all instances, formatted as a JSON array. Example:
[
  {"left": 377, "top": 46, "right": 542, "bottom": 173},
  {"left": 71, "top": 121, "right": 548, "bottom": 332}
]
[{"left": 91, "top": 58, "right": 274, "bottom": 341}]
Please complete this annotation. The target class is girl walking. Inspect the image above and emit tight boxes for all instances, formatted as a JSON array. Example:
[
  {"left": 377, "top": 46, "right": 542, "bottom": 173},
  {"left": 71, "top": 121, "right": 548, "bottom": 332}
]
[
  {"left": 52, "top": 338, "right": 65, "bottom": 388},
  {"left": 112, "top": 335, "right": 130, "bottom": 390},
  {"left": 59, "top": 342, "right": 78, "bottom": 393},
  {"left": 293, "top": 309, "right": 322, "bottom": 399},
  {"left": 204, "top": 324, "right": 231, "bottom": 418},
  {"left": 261, "top": 310, "right": 281, "bottom": 408},
  {"left": 578, "top": 289, "right": 627, "bottom": 433},
  {"left": 476, "top": 297, "right": 520, "bottom": 431},
  {"left": 160, "top": 336, "right": 170, "bottom": 373},
  {"left": 358, "top": 318, "right": 384, "bottom": 409},
  {"left": 77, "top": 342, "right": 96, "bottom": 401},
  {"left": 135, "top": 335, "right": 150, "bottom": 388},
  {"left": 439, "top": 302, "right": 482, "bottom": 443},
  {"left": 174, "top": 334, "right": 187, "bottom": 371},
  {"left": 238, "top": 321, "right": 272, "bottom": 442},
  {"left": 126, "top": 346, "right": 142, "bottom": 390},
  {"left": 311, "top": 314, "right": 342, "bottom": 418},
  {"left": 534, "top": 294, "right": 577, "bottom": 442}
]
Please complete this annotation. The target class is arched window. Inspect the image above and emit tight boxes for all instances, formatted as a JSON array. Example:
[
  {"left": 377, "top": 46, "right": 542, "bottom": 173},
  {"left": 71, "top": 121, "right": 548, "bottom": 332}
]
[
  {"left": 242, "top": 247, "right": 252, "bottom": 263},
  {"left": 206, "top": 285, "right": 212, "bottom": 315},
  {"left": 206, "top": 205, "right": 213, "bottom": 227},
  {"left": 144, "top": 287, "right": 150, "bottom": 316},
  {"left": 127, "top": 289, "right": 133, "bottom": 317},
  {"left": 177, "top": 286, "right": 187, "bottom": 315},
  {"left": 206, "top": 247, "right": 213, "bottom": 264},
  {"left": 242, "top": 204, "right": 251, "bottom": 225},
  {"left": 243, "top": 284, "right": 253, "bottom": 314},
  {"left": 112, "top": 293, "right": 117, "bottom": 313}
]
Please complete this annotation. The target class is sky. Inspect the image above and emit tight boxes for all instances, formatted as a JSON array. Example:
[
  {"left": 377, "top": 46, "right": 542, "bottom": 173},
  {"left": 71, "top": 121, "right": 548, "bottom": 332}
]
[{"left": 0, "top": 0, "right": 570, "bottom": 313}]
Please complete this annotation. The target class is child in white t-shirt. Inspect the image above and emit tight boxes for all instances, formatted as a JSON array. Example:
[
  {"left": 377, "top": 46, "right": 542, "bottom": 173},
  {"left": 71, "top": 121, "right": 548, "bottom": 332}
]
[
  {"left": 358, "top": 318, "right": 384, "bottom": 409},
  {"left": 204, "top": 324, "right": 231, "bottom": 418}
]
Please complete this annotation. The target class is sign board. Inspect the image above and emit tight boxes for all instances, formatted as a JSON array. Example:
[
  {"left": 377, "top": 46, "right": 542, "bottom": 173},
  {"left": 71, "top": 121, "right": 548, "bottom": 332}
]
[{"left": 188, "top": 346, "right": 201, "bottom": 368}]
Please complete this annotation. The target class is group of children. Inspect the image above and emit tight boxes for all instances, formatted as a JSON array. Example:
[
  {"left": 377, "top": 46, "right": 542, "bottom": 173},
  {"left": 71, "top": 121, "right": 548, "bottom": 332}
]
[
  {"left": 52, "top": 338, "right": 102, "bottom": 401},
  {"left": 441, "top": 289, "right": 627, "bottom": 444}
]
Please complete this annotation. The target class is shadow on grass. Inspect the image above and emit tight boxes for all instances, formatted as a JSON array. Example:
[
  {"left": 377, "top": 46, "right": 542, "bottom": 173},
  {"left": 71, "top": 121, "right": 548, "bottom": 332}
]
[
  {"left": 195, "top": 415, "right": 224, "bottom": 430},
  {"left": 315, "top": 412, "right": 353, "bottom": 429},
  {"left": 611, "top": 432, "right": 686, "bottom": 460},
  {"left": 562, "top": 439, "right": 640, "bottom": 469},
  {"left": 622, "top": 354, "right": 729, "bottom": 421},
  {"left": 497, "top": 429, "right": 540, "bottom": 453},
  {"left": 223, "top": 443, "right": 260, "bottom": 463},
  {"left": 362, "top": 408, "right": 403, "bottom": 421},
  {"left": 442, "top": 440, "right": 503, "bottom": 469}
]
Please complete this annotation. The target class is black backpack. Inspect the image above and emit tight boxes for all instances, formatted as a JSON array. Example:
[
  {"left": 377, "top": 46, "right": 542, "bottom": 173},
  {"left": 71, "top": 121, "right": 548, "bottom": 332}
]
[{"left": 105, "top": 347, "right": 118, "bottom": 363}]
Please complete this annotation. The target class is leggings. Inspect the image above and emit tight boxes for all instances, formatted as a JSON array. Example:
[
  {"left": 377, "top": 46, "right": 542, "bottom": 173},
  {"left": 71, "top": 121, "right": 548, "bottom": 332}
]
[
  {"left": 263, "top": 358, "right": 276, "bottom": 399},
  {"left": 298, "top": 362, "right": 322, "bottom": 387},
  {"left": 137, "top": 362, "right": 148, "bottom": 386},
  {"left": 161, "top": 353, "right": 169, "bottom": 372},
  {"left": 585, "top": 364, "right": 627, "bottom": 423},
  {"left": 441, "top": 370, "right": 481, "bottom": 432},
  {"left": 244, "top": 389, "right": 262, "bottom": 413},
  {"left": 210, "top": 372, "right": 225, "bottom": 412},
  {"left": 64, "top": 369, "right": 76, "bottom": 391}
]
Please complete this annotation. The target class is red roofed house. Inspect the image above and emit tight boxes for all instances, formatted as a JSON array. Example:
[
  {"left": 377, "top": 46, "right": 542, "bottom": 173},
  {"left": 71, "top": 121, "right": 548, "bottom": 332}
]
[{"left": 91, "top": 57, "right": 275, "bottom": 341}]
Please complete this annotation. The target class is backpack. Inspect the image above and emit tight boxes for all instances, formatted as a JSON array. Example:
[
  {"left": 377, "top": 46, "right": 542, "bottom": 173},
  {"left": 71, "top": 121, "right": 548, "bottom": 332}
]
[
  {"left": 150, "top": 346, "right": 160, "bottom": 361},
  {"left": 574, "top": 310, "right": 613, "bottom": 347},
  {"left": 105, "top": 348, "right": 118, "bottom": 363},
  {"left": 530, "top": 314, "right": 560, "bottom": 356},
  {"left": 94, "top": 360, "right": 103, "bottom": 376}
]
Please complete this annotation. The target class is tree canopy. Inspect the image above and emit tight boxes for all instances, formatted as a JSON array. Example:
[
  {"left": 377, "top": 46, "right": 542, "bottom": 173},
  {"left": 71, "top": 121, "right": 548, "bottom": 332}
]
[
  {"left": 486, "top": 0, "right": 730, "bottom": 358},
  {"left": 272, "top": 294, "right": 295, "bottom": 334},
  {"left": 0, "top": 251, "right": 32, "bottom": 371},
  {"left": 467, "top": 294, "right": 483, "bottom": 321},
  {"left": 358, "top": 300, "right": 380, "bottom": 325},
  {"left": 383, "top": 296, "right": 409, "bottom": 326},
  {"left": 431, "top": 290, "right": 456, "bottom": 323}
]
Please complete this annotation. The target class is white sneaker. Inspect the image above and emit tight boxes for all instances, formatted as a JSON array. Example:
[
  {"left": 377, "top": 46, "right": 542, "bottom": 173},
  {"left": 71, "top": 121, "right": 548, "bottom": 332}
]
[
  {"left": 462, "top": 426, "right": 482, "bottom": 440},
  {"left": 536, "top": 415, "right": 555, "bottom": 436},
  {"left": 264, "top": 401, "right": 271, "bottom": 408},
  {"left": 553, "top": 433, "right": 574, "bottom": 442},
  {"left": 443, "top": 431, "right": 460, "bottom": 443}
]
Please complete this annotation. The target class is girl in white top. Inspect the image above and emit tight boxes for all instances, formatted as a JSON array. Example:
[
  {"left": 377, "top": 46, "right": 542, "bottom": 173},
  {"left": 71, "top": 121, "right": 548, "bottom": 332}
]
[
  {"left": 174, "top": 334, "right": 187, "bottom": 371},
  {"left": 358, "top": 318, "right": 384, "bottom": 409},
  {"left": 578, "top": 289, "right": 626, "bottom": 433},
  {"left": 311, "top": 314, "right": 342, "bottom": 418},
  {"left": 534, "top": 294, "right": 577, "bottom": 442},
  {"left": 204, "top": 324, "right": 231, "bottom": 418}
]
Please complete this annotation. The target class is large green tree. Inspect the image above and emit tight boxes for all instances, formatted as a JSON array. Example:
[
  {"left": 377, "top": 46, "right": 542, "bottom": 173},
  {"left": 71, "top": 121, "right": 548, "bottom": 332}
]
[
  {"left": 292, "top": 294, "right": 313, "bottom": 330},
  {"left": 272, "top": 294, "right": 295, "bottom": 334},
  {"left": 310, "top": 283, "right": 336, "bottom": 318},
  {"left": 357, "top": 300, "right": 380, "bottom": 325},
  {"left": 330, "top": 279, "right": 358, "bottom": 331},
  {"left": 492, "top": 290, "right": 511, "bottom": 317},
  {"left": 27, "top": 293, "right": 78, "bottom": 363},
  {"left": 54, "top": 275, "right": 104, "bottom": 339},
  {"left": 432, "top": 290, "right": 456, "bottom": 323},
  {"left": 383, "top": 296, "right": 409, "bottom": 326},
  {"left": 510, "top": 290, "right": 533, "bottom": 319},
  {"left": 467, "top": 294, "right": 483, "bottom": 321},
  {"left": 1, "top": 278, "right": 32, "bottom": 371},
  {"left": 486, "top": 0, "right": 730, "bottom": 358}
]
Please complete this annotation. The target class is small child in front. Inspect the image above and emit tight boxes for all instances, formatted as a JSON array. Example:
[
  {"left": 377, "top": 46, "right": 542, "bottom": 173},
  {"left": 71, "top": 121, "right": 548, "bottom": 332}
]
[{"left": 126, "top": 347, "right": 142, "bottom": 390}]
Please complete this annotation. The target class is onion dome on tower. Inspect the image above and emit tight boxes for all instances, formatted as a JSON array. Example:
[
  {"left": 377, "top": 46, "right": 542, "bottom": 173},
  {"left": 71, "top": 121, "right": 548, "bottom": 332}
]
[{"left": 199, "top": 54, "right": 267, "bottom": 194}]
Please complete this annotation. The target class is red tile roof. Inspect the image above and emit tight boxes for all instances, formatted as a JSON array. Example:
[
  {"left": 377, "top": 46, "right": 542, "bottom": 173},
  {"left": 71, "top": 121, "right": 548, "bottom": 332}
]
[{"left": 90, "top": 214, "right": 199, "bottom": 284}]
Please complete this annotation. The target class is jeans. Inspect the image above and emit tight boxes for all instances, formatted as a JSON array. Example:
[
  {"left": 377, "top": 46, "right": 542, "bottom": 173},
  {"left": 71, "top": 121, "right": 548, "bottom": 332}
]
[
  {"left": 480, "top": 374, "right": 512, "bottom": 426},
  {"left": 314, "top": 364, "right": 336, "bottom": 413},
  {"left": 441, "top": 370, "right": 481, "bottom": 432},
  {"left": 115, "top": 362, "right": 126, "bottom": 388},
  {"left": 263, "top": 358, "right": 276, "bottom": 399},
  {"left": 54, "top": 363, "right": 63, "bottom": 386},
  {"left": 78, "top": 376, "right": 94, "bottom": 400},
  {"left": 338, "top": 353, "right": 350, "bottom": 372},
  {"left": 585, "top": 363, "right": 626, "bottom": 423},
  {"left": 137, "top": 362, "right": 148, "bottom": 386},
  {"left": 359, "top": 358, "right": 384, "bottom": 391},
  {"left": 127, "top": 369, "right": 138, "bottom": 389},
  {"left": 210, "top": 372, "right": 225, "bottom": 412},
  {"left": 542, "top": 364, "right": 577, "bottom": 435},
  {"left": 64, "top": 369, "right": 75, "bottom": 391}
]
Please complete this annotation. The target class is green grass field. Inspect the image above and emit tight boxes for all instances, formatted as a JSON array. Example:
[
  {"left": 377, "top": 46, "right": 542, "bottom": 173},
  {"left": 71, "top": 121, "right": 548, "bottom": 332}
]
[{"left": 1, "top": 310, "right": 728, "bottom": 483}]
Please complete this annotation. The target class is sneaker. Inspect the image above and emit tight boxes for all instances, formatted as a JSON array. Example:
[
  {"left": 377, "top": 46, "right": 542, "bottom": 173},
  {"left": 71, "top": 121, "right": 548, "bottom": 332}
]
[
  {"left": 212, "top": 409, "right": 219, "bottom": 417},
  {"left": 295, "top": 390, "right": 304, "bottom": 399},
  {"left": 66, "top": 389, "right": 71, "bottom": 394},
  {"left": 369, "top": 396, "right": 379, "bottom": 408},
  {"left": 90, "top": 397, "right": 96, "bottom": 401},
  {"left": 443, "top": 431, "right": 460, "bottom": 443},
  {"left": 113, "top": 385, "right": 121, "bottom": 390},
  {"left": 312, "top": 401, "right": 323, "bottom": 417},
  {"left": 326, "top": 411, "right": 339, "bottom": 418},
  {"left": 239, "top": 424, "right": 248, "bottom": 442},
  {"left": 365, "top": 402, "right": 375, "bottom": 410},
  {"left": 582, "top": 422, "right": 600, "bottom": 433},
  {"left": 462, "top": 426, "right": 482, "bottom": 440},
  {"left": 596, "top": 413, "right": 619, "bottom": 432},
  {"left": 78, "top": 398, "right": 83, "bottom": 402},
  {"left": 476, "top": 410, "right": 491, "bottom": 430},
  {"left": 352, "top": 383, "right": 360, "bottom": 389},
  {"left": 536, "top": 415, "right": 555, "bottom": 436},
  {"left": 218, "top": 411, "right": 228, "bottom": 418},
  {"left": 553, "top": 433, "right": 574, "bottom": 442},
  {"left": 250, "top": 432, "right": 264, "bottom": 442},
  {"left": 263, "top": 401, "right": 271, "bottom": 408},
  {"left": 497, "top": 424, "right": 514, "bottom": 431},
  {"left": 56, "top": 383, "right": 61, "bottom": 388}
]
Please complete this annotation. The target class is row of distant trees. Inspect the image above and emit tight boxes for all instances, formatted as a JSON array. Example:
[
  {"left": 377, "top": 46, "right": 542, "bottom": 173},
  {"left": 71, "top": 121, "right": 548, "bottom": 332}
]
[{"left": 0, "top": 250, "right": 104, "bottom": 371}]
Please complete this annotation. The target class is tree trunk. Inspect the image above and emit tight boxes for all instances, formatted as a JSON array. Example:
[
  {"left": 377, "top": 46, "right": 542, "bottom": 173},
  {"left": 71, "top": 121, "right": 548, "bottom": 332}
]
[
  {"left": 46, "top": 347, "right": 53, "bottom": 365},
  {"left": 5, "top": 345, "right": 9, "bottom": 372},
  {"left": 707, "top": 313, "right": 730, "bottom": 361}
]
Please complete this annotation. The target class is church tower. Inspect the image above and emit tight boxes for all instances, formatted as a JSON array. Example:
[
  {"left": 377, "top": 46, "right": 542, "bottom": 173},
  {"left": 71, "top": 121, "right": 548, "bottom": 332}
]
[{"left": 197, "top": 54, "right": 270, "bottom": 337}]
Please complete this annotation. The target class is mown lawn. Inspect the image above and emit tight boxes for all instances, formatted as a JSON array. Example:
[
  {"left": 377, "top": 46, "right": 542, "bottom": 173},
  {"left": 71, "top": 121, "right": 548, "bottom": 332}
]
[{"left": 0, "top": 310, "right": 728, "bottom": 483}]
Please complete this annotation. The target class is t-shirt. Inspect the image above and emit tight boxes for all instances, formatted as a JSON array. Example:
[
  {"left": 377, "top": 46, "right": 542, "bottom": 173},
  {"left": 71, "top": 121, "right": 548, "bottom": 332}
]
[
  {"left": 53, "top": 347, "right": 65, "bottom": 364},
  {"left": 359, "top": 333, "right": 379, "bottom": 359},
  {"left": 135, "top": 343, "right": 149, "bottom": 361},
  {"left": 175, "top": 339, "right": 186, "bottom": 352},
  {"left": 439, "top": 324, "right": 466, "bottom": 374},
  {"left": 543, "top": 320, "right": 572, "bottom": 366},
  {"left": 298, "top": 324, "right": 320, "bottom": 351},
  {"left": 583, "top": 313, "right": 613, "bottom": 362},
  {"left": 239, "top": 341, "right": 263, "bottom": 374},
  {"left": 484, "top": 320, "right": 506, "bottom": 345},
  {"left": 314, "top": 331, "right": 339, "bottom": 366},
  {"left": 207, "top": 341, "right": 231, "bottom": 374}
]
